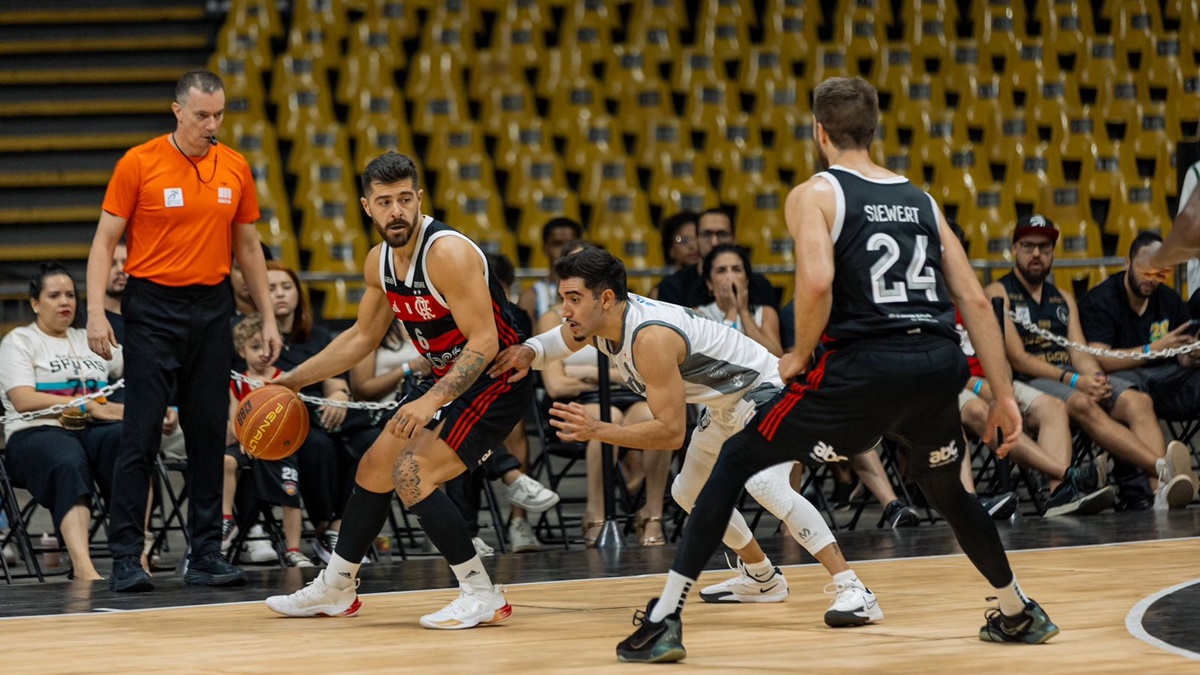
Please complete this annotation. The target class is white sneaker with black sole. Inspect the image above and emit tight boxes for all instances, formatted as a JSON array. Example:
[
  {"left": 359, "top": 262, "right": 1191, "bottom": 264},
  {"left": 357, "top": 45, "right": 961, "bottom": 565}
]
[
  {"left": 699, "top": 559, "right": 789, "bottom": 603},
  {"left": 824, "top": 579, "right": 883, "bottom": 627}
]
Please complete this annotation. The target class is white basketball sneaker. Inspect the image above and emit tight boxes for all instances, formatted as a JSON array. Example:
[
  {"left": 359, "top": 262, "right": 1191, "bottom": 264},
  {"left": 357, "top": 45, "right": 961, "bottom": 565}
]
[
  {"left": 419, "top": 584, "right": 512, "bottom": 630},
  {"left": 698, "top": 559, "right": 789, "bottom": 604},
  {"left": 823, "top": 578, "right": 883, "bottom": 627},
  {"left": 265, "top": 570, "right": 361, "bottom": 617}
]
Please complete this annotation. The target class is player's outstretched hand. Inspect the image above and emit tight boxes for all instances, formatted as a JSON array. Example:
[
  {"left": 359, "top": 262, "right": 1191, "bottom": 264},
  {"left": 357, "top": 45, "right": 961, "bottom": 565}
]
[
  {"left": 778, "top": 352, "right": 807, "bottom": 383},
  {"left": 487, "top": 344, "right": 535, "bottom": 381},
  {"left": 549, "top": 401, "right": 599, "bottom": 442},
  {"left": 983, "top": 396, "right": 1023, "bottom": 458}
]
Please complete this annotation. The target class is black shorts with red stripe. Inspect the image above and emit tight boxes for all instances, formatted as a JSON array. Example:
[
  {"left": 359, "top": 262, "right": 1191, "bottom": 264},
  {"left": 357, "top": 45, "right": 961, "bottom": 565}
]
[
  {"left": 749, "top": 333, "right": 970, "bottom": 479},
  {"left": 403, "top": 368, "right": 535, "bottom": 471}
]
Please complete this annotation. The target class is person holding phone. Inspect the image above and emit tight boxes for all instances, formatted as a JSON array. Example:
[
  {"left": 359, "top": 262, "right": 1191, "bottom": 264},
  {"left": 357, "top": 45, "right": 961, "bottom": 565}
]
[{"left": 1079, "top": 232, "right": 1200, "bottom": 453}]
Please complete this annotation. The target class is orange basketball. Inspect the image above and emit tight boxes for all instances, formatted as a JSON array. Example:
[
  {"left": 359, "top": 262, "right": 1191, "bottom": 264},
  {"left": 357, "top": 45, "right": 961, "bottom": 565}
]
[{"left": 233, "top": 385, "right": 309, "bottom": 460}]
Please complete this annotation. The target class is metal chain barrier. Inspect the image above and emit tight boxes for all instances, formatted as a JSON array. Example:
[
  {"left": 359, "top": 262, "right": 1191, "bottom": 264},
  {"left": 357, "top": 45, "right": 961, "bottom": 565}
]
[
  {"left": 1005, "top": 310, "right": 1200, "bottom": 361},
  {"left": 0, "top": 373, "right": 399, "bottom": 426},
  {"left": 230, "top": 372, "right": 399, "bottom": 411},
  {"left": 0, "top": 380, "right": 125, "bottom": 425}
]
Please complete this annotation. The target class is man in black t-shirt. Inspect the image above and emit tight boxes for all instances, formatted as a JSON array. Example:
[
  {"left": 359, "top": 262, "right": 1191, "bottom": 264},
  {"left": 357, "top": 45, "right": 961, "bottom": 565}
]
[
  {"left": 656, "top": 208, "right": 778, "bottom": 309},
  {"left": 1080, "top": 231, "right": 1200, "bottom": 426}
]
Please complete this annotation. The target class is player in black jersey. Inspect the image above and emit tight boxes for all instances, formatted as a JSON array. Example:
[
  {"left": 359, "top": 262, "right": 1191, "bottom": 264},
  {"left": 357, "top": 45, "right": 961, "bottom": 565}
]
[
  {"left": 618, "top": 77, "right": 1058, "bottom": 664},
  {"left": 264, "top": 152, "right": 546, "bottom": 629}
]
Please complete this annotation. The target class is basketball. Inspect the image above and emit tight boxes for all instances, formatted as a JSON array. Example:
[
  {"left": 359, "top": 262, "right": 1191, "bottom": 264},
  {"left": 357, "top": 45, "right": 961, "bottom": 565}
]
[{"left": 233, "top": 385, "right": 309, "bottom": 460}]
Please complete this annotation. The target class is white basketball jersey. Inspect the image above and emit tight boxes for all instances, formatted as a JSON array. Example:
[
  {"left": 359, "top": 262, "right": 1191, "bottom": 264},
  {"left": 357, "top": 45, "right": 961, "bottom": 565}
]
[{"left": 595, "top": 294, "right": 780, "bottom": 407}]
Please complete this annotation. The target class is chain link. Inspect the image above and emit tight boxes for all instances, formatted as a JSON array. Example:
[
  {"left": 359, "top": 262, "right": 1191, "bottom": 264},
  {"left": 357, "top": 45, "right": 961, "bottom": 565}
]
[
  {"left": 230, "top": 372, "right": 399, "bottom": 411},
  {"left": 1005, "top": 310, "right": 1200, "bottom": 361},
  {"left": 0, "top": 380, "right": 125, "bottom": 425}
]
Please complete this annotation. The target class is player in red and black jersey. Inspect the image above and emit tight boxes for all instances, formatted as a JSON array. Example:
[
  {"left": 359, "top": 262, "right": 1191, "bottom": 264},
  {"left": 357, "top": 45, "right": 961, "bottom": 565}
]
[{"left": 264, "top": 152, "right": 533, "bottom": 629}]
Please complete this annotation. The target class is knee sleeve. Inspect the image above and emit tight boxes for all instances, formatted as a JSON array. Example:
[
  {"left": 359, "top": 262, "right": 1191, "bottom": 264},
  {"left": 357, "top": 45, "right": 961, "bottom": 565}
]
[
  {"left": 744, "top": 463, "right": 836, "bottom": 555},
  {"left": 672, "top": 465, "right": 754, "bottom": 550}
]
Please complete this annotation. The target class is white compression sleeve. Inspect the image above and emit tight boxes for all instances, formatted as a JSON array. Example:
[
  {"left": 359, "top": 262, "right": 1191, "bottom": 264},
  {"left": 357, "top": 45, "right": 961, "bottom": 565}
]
[{"left": 524, "top": 325, "right": 573, "bottom": 369}]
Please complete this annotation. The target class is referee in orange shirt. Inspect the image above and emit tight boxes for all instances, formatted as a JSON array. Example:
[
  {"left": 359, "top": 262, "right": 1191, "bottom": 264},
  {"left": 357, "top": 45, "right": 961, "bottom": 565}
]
[{"left": 86, "top": 70, "right": 282, "bottom": 591}]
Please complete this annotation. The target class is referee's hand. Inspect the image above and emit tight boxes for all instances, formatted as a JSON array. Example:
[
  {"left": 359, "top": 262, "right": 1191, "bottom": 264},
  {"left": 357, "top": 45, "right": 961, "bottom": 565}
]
[
  {"left": 86, "top": 313, "right": 120, "bottom": 360},
  {"left": 261, "top": 321, "right": 284, "bottom": 365}
]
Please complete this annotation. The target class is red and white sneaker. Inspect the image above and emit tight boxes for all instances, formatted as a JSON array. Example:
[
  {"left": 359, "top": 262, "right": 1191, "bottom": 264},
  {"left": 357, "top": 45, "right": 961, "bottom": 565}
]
[
  {"left": 265, "top": 570, "right": 361, "bottom": 617},
  {"left": 419, "top": 584, "right": 512, "bottom": 630}
]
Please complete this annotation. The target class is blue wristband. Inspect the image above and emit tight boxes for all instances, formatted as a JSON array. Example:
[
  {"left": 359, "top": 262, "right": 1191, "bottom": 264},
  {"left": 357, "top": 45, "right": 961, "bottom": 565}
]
[
  {"left": 1069, "top": 373, "right": 1079, "bottom": 388},
  {"left": 1144, "top": 343, "right": 1151, "bottom": 354},
  {"left": 972, "top": 380, "right": 983, "bottom": 395}
]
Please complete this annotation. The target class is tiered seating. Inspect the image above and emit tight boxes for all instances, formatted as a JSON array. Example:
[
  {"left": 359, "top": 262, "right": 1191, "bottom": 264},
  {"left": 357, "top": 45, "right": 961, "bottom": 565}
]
[{"left": 204, "top": 0, "right": 1196, "bottom": 302}]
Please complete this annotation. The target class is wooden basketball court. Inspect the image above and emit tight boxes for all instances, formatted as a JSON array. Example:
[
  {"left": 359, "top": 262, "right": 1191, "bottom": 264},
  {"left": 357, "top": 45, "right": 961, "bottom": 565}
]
[{"left": 3, "top": 536, "right": 1197, "bottom": 673}]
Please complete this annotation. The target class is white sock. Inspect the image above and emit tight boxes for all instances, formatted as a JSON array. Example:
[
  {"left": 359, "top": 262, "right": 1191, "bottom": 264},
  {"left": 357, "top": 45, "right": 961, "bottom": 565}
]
[
  {"left": 743, "top": 557, "right": 775, "bottom": 580},
  {"left": 650, "top": 571, "right": 694, "bottom": 623},
  {"left": 450, "top": 556, "right": 493, "bottom": 592},
  {"left": 325, "top": 553, "right": 360, "bottom": 590},
  {"left": 995, "top": 575, "right": 1030, "bottom": 616},
  {"left": 833, "top": 570, "right": 859, "bottom": 586}
]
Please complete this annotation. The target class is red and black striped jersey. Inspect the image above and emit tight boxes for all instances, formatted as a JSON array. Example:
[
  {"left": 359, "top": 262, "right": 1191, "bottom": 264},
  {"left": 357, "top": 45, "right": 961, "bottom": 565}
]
[{"left": 378, "top": 216, "right": 522, "bottom": 378}]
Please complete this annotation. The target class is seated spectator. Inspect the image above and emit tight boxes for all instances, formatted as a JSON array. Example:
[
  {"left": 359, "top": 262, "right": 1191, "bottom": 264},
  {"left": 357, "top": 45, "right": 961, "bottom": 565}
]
[
  {"left": 0, "top": 263, "right": 123, "bottom": 581},
  {"left": 695, "top": 244, "right": 784, "bottom": 356},
  {"left": 223, "top": 314, "right": 314, "bottom": 568},
  {"left": 265, "top": 262, "right": 359, "bottom": 561},
  {"left": 1083, "top": 232, "right": 1200, "bottom": 430},
  {"left": 985, "top": 215, "right": 1196, "bottom": 510},
  {"left": 517, "top": 217, "right": 584, "bottom": 324},
  {"left": 649, "top": 211, "right": 700, "bottom": 299},
  {"left": 657, "top": 207, "right": 777, "bottom": 310},
  {"left": 536, "top": 244, "right": 668, "bottom": 546}
]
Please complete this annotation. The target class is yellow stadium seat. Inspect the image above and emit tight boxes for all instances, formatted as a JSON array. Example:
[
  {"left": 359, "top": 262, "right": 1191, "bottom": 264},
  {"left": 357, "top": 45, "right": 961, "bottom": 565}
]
[
  {"left": 478, "top": 79, "right": 536, "bottom": 136},
  {"left": 626, "top": 8, "right": 682, "bottom": 68},
  {"left": 695, "top": 0, "right": 753, "bottom": 63},
  {"left": 442, "top": 190, "right": 517, "bottom": 262},
  {"left": 721, "top": 149, "right": 779, "bottom": 204},
  {"left": 833, "top": 0, "right": 892, "bottom": 32},
  {"left": 516, "top": 189, "right": 583, "bottom": 265},
  {"left": 436, "top": 152, "right": 500, "bottom": 211},
  {"left": 295, "top": 156, "right": 357, "bottom": 205},
  {"left": 1077, "top": 37, "right": 1121, "bottom": 101},
  {"left": 649, "top": 148, "right": 711, "bottom": 209},
  {"left": 604, "top": 45, "right": 656, "bottom": 103},
  {"left": 256, "top": 212, "right": 301, "bottom": 272},
  {"left": 1009, "top": 40, "right": 1056, "bottom": 102},
  {"left": 615, "top": 79, "right": 675, "bottom": 124},
  {"left": 1027, "top": 76, "right": 1079, "bottom": 141},
  {"left": 275, "top": 89, "right": 336, "bottom": 143},
  {"left": 810, "top": 45, "right": 853, "bottom": 83},
  {"left": 632, "top": 117, "right": 690, "bottom": 169},
  {"left": 338, "top": 50, "right": 402, "bottom": 107},
  {"left": 312, "top": 280, "right": 368, "bottom": 322},
  {"left": 578, "top": 155, "right": 638, "bottom": 208},
  {"left": 773, "top": 111, "right": 818, "bottom": 182},
  {"left": 299, "top": 196, "right": 365, "bottom": 253},
  {"left": 1107, "top": 0, "right": 1161, "bottom": 57},
  {"left": 838, "top": 8, "right": 885, "bottom": 76},
  {"left": 495, "top": 119, "right": 550, "bottom": 174},
  {"left": 208, "top": 54, "right": 265, "bottom": 107},
  {"left": 562, "top": 115, "right": 622, "bottom": 174},
  {"left": 874, "top": 44, "right": 916, "bottom": 104},
  {"left": 764, "top": 2, "right": 818, "bottom": 75},
  {"left": 535, "top": 45, "right": 588, "bottom": 100},
  {"left": 216, "top": 22, "right": 273, "bottom": 72},
  {"left": 1109, "top": 179, "right": 1167, "bottom": 240},
  {"left": 308, "top": 226, "right": 369, "bottom": 276},
  {"left": 942, "top": 41, "right": 993, "bottom": 103},
  {"left": 546, "top": 73, "right": 607, "bottom": 140},
  {"left": 292, "top": 0, "right": 349, "bottom": 42},
  {"left": 419, "top": 18, "right": 476, "bottom": 62},
  {"left": 735, "top": 182, "right": 793, "bottom": 273},
  {"left": 286, "top": 126, "right": 352, "bottom": 176},
  {"left": 740, "top": 47, "right": 786, "bottom": 94},
  {"left": 904, "top": 2, "right": 951, "bottom": 70},
  {"left": 346, "top": 87, "right": 406, "bottom": 137},
  {"left": 958, "top": 184, "right": 1017, "bottom": 244},
  {"left": 561, "top": 6, "right": 614, "bottom": 67},
  {"left": 589, "top": 191, "right": 660, "bottom": 294},
  {"left": 1082, "top": 142, "right": 1130, "bottom": 234},
  {"left": 424, "top": 121, "right": 486, "bottom": 174},
  {"left": 1039, "top": 2, "right": 1088, "bottom": 69},
  {"left": 1165, "top": 76, "right": 1200, "bottom": 140},
  {"left": 706, "top": 113, "right": 761, "bottom": 173},
  {"left": 269, "top": 54, "right": 330, "bottom": 107},
  {"left": 353, "top": 123, "right": 415, "bottom": 176},
  {"left": 227, "top": 0, "right": 284, "bottom": 39},
  {"left": 489, "top": 15, "right": 545, "bottom": 74},
  {"left": 661, "top": 182, "right": 719, "bottom": 215},
  {"left": 757, "top": 78, "right": 809, "bottom": 132},
  {"left": 505, "top": 148, "right": 566, "bottom": 206},
  {"left": 363, "top": 0, "right": 419, "bottom": 40},
  {"left": 283, "top": 23, "right": 341, "bottom": 72},
  {"left": 975, "top": 5, "right": 1022, "bottom": 68},
  {"left": 672, "top": 47, "right": 725, "bottom": 92}
]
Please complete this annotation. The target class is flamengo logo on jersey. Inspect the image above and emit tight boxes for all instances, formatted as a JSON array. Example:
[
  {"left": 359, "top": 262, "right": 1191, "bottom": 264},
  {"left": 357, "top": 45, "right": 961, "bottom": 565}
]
[
  {"left": 810, "top": 441, "right": 847, "bottom": 464},
  {"left": 391, "top": 301, "right": 402, "bottom": 314},
  {"left": 414, "top": 296, "right": 436, "bottom": 320},
  {"left": 929, "top": 441, "right": 959, "bottom": 468}
]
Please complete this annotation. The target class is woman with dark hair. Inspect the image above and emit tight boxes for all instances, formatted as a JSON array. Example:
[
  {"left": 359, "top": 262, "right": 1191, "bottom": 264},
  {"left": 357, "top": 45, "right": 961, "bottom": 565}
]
[
  {"left": 650, "top": 212, "right": 700, "bottom": 300},
  {"left": 696, "top": 244, "right": 784, "bottom": 356},
  {"left": 265, "top": 261, "right": 358, "bottom": 562},
  {"left": 0, "top": 263, "right": 123, "bottom": 580}
]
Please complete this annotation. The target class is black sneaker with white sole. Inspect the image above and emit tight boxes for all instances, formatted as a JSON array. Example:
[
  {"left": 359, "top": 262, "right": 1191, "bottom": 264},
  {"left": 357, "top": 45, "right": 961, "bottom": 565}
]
[
  {"left": 882, "top": 500, "right": 921, "bottom": 528},
  {"left": 978, "top": 492, "right": 1018, "bottom": 520},
  {"left": 184, "top": 551, "right": 248, "bottom": 586},
  {"left": 615, "top": 599, "right": 687, "bottom": 663}
]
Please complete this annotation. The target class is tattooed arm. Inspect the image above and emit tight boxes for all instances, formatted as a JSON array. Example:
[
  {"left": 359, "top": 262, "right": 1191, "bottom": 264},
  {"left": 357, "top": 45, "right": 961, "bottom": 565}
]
[{"left": 388, "top": 236, "right": 500, "bottom": 438}]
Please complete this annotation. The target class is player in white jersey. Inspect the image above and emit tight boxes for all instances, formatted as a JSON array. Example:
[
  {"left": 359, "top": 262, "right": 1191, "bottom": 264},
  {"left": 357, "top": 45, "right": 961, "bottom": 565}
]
[{"left": 490, "top": 246, "right": 882, "bottom": 627}]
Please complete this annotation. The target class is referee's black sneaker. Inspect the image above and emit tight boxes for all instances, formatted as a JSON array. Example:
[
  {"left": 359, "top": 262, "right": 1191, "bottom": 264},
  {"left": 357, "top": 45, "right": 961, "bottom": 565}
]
[
  {"left": 184, "top": 550, "right": 248, "bottom": 587},
  {"left": 109, "top": 555, "right": 154, "bottom": 592},
  {"left": 616, "top": 599, "right": 686, "bottom": 663}
]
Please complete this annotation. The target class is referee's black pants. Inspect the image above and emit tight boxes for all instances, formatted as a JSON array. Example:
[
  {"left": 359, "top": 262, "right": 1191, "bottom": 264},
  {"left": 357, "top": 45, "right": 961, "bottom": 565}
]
[{"left": 108, "top": 277, "right": 233, "bottom": 560}]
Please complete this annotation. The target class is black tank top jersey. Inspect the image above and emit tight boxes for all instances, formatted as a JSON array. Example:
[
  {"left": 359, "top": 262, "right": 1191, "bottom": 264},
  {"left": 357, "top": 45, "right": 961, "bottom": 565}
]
[
  {"left": 998, "top": 272, "right": 1071, "bottom": 369},
  {"left": 379, "top": 216, "right": 522, "bottom": 378},
  {"left": 820, "top": 166, "right": 957, "bottom": 348}
]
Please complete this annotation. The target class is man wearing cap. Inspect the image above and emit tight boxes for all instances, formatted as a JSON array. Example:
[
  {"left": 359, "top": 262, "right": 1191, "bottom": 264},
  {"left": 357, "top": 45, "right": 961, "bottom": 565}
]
[{"left": 984, "top": 216, "right": 1195, "bottom": 510}]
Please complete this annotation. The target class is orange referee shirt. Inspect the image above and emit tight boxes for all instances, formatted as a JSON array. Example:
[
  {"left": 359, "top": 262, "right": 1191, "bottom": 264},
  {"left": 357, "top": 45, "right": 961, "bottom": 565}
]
[{"left": 102, "top": 135, "right": 260, "bottom": 287}]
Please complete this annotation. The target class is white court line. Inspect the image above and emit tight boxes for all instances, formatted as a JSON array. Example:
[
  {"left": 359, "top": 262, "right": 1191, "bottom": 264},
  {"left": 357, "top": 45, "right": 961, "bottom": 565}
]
[
  {"left": 1125, "top": 578, "right": 1200, "bottom": 661},
  {"left": 1, "top": 535, "right": 1196, "bottom": 622}
]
